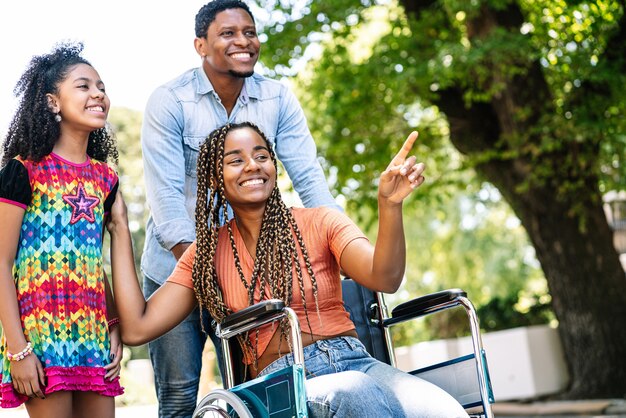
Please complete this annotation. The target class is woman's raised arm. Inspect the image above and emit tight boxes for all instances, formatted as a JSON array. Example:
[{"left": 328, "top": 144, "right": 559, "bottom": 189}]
[{"left": 339, "top": 131, "right": 425, "bottom": 293}]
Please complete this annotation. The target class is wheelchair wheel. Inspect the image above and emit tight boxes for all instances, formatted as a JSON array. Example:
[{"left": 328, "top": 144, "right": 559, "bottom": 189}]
[{"left": 193, "top": 389, "right": 254, "bottom": 418}]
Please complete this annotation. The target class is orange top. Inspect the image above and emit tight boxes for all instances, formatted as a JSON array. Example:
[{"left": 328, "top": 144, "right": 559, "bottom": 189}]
[{"left": 167, "top": 207, "right": 368, "bottom": 361}]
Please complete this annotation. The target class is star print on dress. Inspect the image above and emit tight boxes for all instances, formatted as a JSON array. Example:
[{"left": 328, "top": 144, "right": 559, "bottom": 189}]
[{"left": 63, "top": 183, "right": 100, "bottom": 224}]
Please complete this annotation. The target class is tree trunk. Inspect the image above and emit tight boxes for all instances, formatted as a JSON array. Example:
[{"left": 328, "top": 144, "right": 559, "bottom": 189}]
[
  {"left": 405, "top": 0, "right": 626, "bottom": 398},
  {"left": 493, "top": 168, "right": 626, "bottom": 397},
  {"left": 443, "top": 92, "right": 626, "bottom": 398}
]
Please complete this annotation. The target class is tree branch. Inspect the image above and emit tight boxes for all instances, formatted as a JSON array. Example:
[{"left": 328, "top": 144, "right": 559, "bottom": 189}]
[{"left": 601, "top": 4, "right": 626, "bottom": 70}]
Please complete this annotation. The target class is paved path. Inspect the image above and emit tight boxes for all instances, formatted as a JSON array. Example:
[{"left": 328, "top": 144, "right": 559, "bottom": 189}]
[
  {"left": 0, "top": 404, "right": 158, "bottom": 417},
  {"left": 494, "top": 399, "right": 626, "bottom": 417},
  {"left": 2, "top": 399, "right": 625, "bottom": 417}
]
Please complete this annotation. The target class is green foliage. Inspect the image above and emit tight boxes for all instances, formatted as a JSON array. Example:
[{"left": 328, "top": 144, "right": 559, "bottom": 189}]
[
  {"left": 256, "top": 0, "right": 626, "bottom": 206},
  {"left": 477, "top": 292, "right": 554, "bottom": 332},
  {"left": 107, "top": 107, "right": 150, "bottom": 360},
  {"left": 253, "top": 0, "right": 624, "bottom": 337},
  {"left": 397, "top": 184, "right": 544, "bottom": 301},
  {"left": 108, "top": 107, "right": 149, "bottom": 277},
  {"left": 379, "top": 182, "right": 551, "bottom": 344}
]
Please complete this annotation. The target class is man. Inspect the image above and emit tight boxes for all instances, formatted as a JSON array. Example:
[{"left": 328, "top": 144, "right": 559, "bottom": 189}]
[{"left": 140, "top": 1, "right": 339, "bottom": 417}]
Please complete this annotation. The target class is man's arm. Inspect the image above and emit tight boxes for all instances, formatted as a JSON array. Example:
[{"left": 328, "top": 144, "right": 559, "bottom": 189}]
[
  {"left": 171, "top": 242, "right": 192, "bottom": 261},
  {"left": 275, "top": 87, "right": 342, "bottom": 211},
  {"left": 142, "top": 87, "right": 195, "bottom": 252}
]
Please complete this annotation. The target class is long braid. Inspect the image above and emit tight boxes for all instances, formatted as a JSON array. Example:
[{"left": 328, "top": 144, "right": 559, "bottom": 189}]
[
  {"left": 192, "top": 126, "right": 230, "bottom": 325},
  {"left": 290, "top": 216, "right": 323, "bottom": 328},
  {"left": 192, "top": 122, "right": 320, "bottom": 364}
]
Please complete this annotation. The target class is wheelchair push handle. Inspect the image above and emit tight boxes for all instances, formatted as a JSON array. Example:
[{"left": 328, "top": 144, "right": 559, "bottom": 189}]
[
  {"left": 389, "top": 288, "right": 467, "bottom": 321},
  {"left": 221, "top": 299, "right": 286, "bottom": 330}
]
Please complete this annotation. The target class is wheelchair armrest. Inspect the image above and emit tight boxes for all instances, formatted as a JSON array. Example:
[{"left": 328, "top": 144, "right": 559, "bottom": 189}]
[
  {"left": 386, "top": 289, "right": 467, "bottom": 325},
  {"left": 221, "top": 299, "right": 285, "bottom": 330}
]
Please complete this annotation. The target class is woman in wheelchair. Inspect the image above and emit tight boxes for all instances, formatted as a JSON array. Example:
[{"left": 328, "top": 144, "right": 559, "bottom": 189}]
[{"left": 106, "top": 122, "right": 469, "bottom": 417}]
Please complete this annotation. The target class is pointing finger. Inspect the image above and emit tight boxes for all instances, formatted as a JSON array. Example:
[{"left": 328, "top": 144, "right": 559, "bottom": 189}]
[{"left": 394, "top": 131, "right": 419, "bottom": 162}]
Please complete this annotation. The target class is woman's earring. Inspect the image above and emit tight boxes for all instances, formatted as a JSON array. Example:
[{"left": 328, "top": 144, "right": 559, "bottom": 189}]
[{"left": 54, "top": 113, "right": 62, "bottom": 123}]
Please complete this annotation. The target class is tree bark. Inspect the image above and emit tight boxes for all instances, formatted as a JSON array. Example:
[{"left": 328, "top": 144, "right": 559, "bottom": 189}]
[{"left": 405, "top": 0, "right": 626, "bottom": 398}]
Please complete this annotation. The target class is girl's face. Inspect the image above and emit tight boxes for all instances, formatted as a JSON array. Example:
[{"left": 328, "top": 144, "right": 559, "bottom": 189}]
[
  {"left": 222, "top": 127, "right": 276, "bottom": 208},
  {"left": 47, "top": 63, "right": 110, "bottom": 132}
]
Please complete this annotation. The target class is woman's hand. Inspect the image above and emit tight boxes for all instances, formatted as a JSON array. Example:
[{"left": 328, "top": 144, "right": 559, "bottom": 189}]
[
  {"left": 106, "top": 190, "right": 129, "bottom": 235},
  {"left": 104, "top": 324, "right": 123, "bottom": 381},
  {"left": 378, "top": 131, "right": 425, "bottom": 205},
  {"left": 10, "top": 353, "right": 46, "bottom": 399}
]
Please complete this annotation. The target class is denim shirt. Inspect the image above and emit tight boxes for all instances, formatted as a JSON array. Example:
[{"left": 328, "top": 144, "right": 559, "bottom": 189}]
[{"left": 141, "top": 67, "right": 340, "bottom": 285}]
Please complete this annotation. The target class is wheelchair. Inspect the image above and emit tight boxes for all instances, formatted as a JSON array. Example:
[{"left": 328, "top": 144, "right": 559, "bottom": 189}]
[{"left": 193, "top": 281, "right": 495, "bottom": 418}]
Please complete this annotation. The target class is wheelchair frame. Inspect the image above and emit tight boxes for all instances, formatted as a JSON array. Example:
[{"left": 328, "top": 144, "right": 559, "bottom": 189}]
[
  {"left": 194, "top": 300, "right": 307, "bottom": 417},
  {"left": 193, "top": 287, "right": 495, "bottom": 418},
  {"left": 375, "top": 288, "right": 495, "bottom": 418}
]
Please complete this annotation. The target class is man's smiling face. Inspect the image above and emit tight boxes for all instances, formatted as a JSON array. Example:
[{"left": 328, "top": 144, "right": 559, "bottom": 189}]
[{"left": 199, "top": 8, "right": 260, "bottom": 80}]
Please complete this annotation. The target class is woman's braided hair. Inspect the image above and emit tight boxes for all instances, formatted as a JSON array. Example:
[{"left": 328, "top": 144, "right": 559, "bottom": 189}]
[{"left": 192, "top": 122, "right": 320, "bottom": 362}]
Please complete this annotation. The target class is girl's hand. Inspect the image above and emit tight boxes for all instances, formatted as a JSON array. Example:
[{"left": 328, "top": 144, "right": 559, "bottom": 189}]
[
  {"left": 106, "top": 190, "right": 129, "bottom": 235},
  {"left": 378, "top": 131, "right": 426, "bottom": 205},
  {"left": 104, "top": 324, "right": 123, "bottom": 381},
  {"left": 10, "top": 353, "right": 46, "bottom": 399}
]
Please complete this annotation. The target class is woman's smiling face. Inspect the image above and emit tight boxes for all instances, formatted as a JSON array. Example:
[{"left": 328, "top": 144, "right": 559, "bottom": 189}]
[{"left": 221, "top": 126, "right": 276, "bottom": 208}]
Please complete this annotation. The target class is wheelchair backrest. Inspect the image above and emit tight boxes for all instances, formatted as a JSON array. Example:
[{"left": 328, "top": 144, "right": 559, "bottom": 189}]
[{"left": 341, "top": 278, "right": 391, "bottom": 364}]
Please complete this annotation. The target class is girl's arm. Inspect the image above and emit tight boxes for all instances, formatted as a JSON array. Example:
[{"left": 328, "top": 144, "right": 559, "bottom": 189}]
[
  {"left": 339, "top": 132, "right": 425, "bottom": 293},
  {"left": 0, "top": 203, "right": 46, "bottom": 398},
  {"left": 106, "top": 191, "right": 197, "bottom": 346},
  {"left": 103, "top": 273, "right": 122, "bottom": 380}
]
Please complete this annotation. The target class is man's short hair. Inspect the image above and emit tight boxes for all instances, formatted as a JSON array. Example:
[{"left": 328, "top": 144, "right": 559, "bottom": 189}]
[{"left": 195, "top": 0, "right": 255, "bottom": 38}]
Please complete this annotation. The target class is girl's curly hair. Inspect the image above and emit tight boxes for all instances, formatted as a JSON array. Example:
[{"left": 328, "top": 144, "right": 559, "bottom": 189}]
[{"left": 1, "top": 41, "right": 118, "bottom": 167}]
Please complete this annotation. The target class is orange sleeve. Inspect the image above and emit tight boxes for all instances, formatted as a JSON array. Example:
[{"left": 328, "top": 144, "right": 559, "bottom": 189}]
[
  {"left": 319, "top": 207, "right": 369, "bottom": 265},
  {"left": 166, "top": 242, "right": 197, "bottom": 289}
]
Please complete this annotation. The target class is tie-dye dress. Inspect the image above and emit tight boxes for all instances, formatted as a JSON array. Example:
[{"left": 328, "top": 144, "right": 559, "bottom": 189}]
[{"left": 0, "top": 153, "right": 124, "bottom": 408}]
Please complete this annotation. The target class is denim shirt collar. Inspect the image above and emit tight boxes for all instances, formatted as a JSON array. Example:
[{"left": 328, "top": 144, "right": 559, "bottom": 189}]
[
  {"left": 194, "top": 67, "right": 260, "bottom": 105},
  {"left": 194, "top": 67, "right": 214, "bottom": 95}
]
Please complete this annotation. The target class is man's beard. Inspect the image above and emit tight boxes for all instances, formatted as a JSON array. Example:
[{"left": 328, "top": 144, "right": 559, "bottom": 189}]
[{"left": 229, "top": 70, "right": 254, "bottom": 78}]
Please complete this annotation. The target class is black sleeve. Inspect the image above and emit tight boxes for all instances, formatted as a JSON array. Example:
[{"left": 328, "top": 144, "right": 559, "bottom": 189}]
[
  {"left": 0, "top": 159, "right": 31, "bottom": 208},
  {"left": 103, "top": 180, "right": 119, "bottom": 214}
]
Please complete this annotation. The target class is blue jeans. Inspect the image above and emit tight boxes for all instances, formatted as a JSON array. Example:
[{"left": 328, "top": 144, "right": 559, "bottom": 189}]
[
  {"left": 259, "top": 336, "right": 469, "bottom": 418},
  {"left": 144, "top": 276, "right": 222, "bottom": 418}
]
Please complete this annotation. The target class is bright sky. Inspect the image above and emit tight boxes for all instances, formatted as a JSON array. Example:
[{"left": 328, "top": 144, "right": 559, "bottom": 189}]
[{"left": 0, "top": 1, "right": 218, "bottom": 137}]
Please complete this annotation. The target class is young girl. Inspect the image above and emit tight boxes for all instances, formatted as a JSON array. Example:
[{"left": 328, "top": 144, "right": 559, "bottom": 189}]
[
  {"left": 107, "top": 122, "right": 469, "bottom": 417},
  {"left": 0, "top": 43, "right": 123, "bottom": 417}
]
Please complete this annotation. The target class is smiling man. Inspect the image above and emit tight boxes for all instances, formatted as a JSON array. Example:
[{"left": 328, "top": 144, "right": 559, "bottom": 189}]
[{"left": 139, "top": 1, "right": 340, "bottom": 417}]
